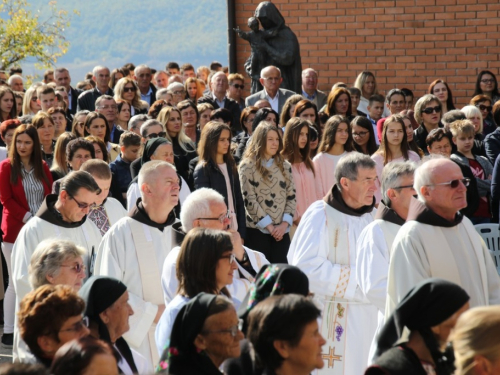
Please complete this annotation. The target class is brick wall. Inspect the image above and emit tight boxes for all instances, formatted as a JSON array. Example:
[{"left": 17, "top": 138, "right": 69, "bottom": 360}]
[{"left": 234, "top": 0, "right": 500, "bottom": 107}]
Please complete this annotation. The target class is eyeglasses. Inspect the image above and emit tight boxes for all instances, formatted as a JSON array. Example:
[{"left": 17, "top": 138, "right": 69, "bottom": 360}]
[
  {"left": 476, "top": 104, "right": 492, "bottom": 112},
  {"left": 59, "top": 317, "right": 89, "bottom": 334},
  {"left": 197, "top": 210, "right": 231, "bottom": 224},
  {"left": 60, "top": 262, "right": 86, "bottom": 273},
  {"left": 392, "top": 184, "right": 415, "bottom": 190},
  {"left": 426, "top": 178, "right": 470, "bottom": 189},
  {"left": 173, "top": 90, "right": 185, "bottom": 95},
  {"left": 69, "top": 195, "right": 91, "bottom": 209},
  {"left": 123, "top": 87, "right": 135, "bottom": 93},
  {"left": 146, "top": 131, "right": 167, "bottom": 139},
  {"left": 231, "top": 84, "right": 244, "bottom": 89},
  {"left": 352, "top": 131, "right": 369, "bottom": 137},
  {"left": 481, "top": 79, "right": 495, "bottom": 84},
  {"left": 421, "top": 106, "right": 442, "bottom": 115},
  {"left": 202, "top": 319, "right": 243, "bottom": 337},
  {"left": 220, "top": 253, "right": 236, "bottom": 265}
]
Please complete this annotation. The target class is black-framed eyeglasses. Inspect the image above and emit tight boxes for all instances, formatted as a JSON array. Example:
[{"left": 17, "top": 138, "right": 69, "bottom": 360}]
[
  {"left": 393, "top": 184, "right": 415, "bottom": 190},
  {"left": 60, "top": 262, "right": 86, "bottom": 273},
  {"left": 421, "top": 106, "right": 442, "bottom": 115},
  {"left": 197, "top": 210, "right": 231, "bottom": 224},
  {"left": 426, "top": 178, "right": 470, "bottom": 189},
  {"left": 59, "top": 317, "right": 89, "bottom": 334},
  {"left": 231, "top": 84, "right": 244, "bottom": 89},
  {"left": 481, "top": 79, "right": 495, "bottom": 84},
  {"left": 146, "top": 131, "right": 167, "bottom": 139},
  {"left": 476, "top": 104, "right": 492, "bottom": 112},
  {"left": 353, "top": 131, "right": 369, "bottom": 137},
  {"left": 202, "top": 319, "right": 243, "bottom": 337},
  {"left": 173, "top": 90, "right": 185, "bottom": 95},
  {"left": 69, "top": 195, "right": 91, "bottom": 209},
  {"left": 220, "top": 253, "right": 236, "bottom": 265}
]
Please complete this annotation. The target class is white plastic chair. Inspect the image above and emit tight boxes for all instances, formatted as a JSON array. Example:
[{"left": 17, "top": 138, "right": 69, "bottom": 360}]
[{"left": 475, "top": 223, "right": 500, "bottom": 275}]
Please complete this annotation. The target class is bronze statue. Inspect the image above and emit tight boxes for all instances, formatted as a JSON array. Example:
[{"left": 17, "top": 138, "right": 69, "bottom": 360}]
[{"left": 235, "top": 1, "right": 302, "bottom": 94}]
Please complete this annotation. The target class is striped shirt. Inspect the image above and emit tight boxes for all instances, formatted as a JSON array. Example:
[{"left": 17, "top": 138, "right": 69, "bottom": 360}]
[{"left": 21, "top": 164, "right": 45, "bottom": 216}]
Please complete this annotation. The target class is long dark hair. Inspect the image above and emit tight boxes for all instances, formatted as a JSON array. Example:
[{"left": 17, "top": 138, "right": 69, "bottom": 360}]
[
  {"left": 281, "top": 117, "right": 315, "bottom": 175},
  {"left": 176, "top": 228, "right": 233, "bottom": 298},
  {"left": 9, "top": 124, "right": 49, "bottom": 185},
  {"left": 326, "top": 87, "right": 352, "bottom": 117},
  {"left": 376, "top": 114, "right": 410, "bottom": 165},
  {"left": 351, "top": 116, "right": 378, "bottom": 155},
  {"left": 84, "top": 112, "right": 110, "bottom": 144},
  {"left": 293, "top": 99, "right": 319, "bottom": 127},
  {"left": 318, "top": 115, "right": 354, "bottom": 153},
  {"left": 197, "top": 121, "right": 236, "bottom": 173},
  {"left": 428, "top": 79, "right": 456, "bottom": 111},
  {"left": 252, "top": 107, "right": 279, "bottom": 133},
  {"left": 474, "top": 70, "right": 500, "bottom": 98}
]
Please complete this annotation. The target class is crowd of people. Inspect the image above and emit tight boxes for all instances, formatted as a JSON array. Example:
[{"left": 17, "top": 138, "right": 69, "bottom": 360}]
[{"left": 0, "top": 61, "right": 499, "bottom": 374}]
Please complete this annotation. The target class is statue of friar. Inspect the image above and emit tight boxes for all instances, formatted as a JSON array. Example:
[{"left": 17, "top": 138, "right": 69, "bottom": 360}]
[{"left": 235, "top": 1, "right": 302, "bottom": 94}]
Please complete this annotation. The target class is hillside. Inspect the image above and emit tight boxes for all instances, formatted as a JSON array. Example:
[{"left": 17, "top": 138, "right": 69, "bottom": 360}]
[{"left": 23, "top": 0, "right": 229, "bottom": 80}]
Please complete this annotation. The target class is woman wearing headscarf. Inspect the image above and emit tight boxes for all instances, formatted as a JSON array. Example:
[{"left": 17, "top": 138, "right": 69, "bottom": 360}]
[
  {"left": 223, "top": 264, "right": 309, "bottom": 375},
  {"left": 156, "top": 293, "right": 243, "bottom": 374},
  {"left": 365, "top": 278, "right": 470, "bottom": 375},
  {"left": 126, "top": 137, "right": 188, "bottom": 216},
  {"left": 79, "top": 276, "right": 152, "bottom": 375}
]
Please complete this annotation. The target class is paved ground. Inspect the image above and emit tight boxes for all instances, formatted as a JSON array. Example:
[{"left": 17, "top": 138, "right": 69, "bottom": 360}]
[{"left": 0, "top": 328, "right": 13, "bottom": 364}]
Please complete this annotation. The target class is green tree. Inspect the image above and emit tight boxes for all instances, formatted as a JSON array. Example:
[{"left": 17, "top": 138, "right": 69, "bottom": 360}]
[{"left": 0, "top": 0, "right": 77, "bottom": 70}]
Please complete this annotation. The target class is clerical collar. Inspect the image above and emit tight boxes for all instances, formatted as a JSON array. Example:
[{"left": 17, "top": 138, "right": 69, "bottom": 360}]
[
  {"left": 37, "top": 194, "right": 87, "bottom": 228},
  {"left": 375, "top": 200, "right": 405, "bottom": 226},
  {"left": 406, "top": 197, "right": 463, "bottom": 227},
  {"left": 129, "top": 198, "right": 176, "bottom": 231},
  {"left": 323, "top": 184, "right": 375, "bottom": 217}
]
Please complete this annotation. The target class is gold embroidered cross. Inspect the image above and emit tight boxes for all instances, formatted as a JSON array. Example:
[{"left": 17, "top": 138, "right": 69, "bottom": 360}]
[{"left": 322, "top": 346, "right": 342, "bottom": 368}]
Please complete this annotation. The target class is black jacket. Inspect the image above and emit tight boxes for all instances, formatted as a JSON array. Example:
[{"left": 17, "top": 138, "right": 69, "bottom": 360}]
[
  {"left": 69, "top": 86, "right": 83, "bottom": 115},
  {"left": 193, "top": 160, "right": 246, "bottom": 240},
  {"left": 77, "top": 87, "right": 114, "bottom": 112},
  {"left": 414, "top": 124, "right": 443, "bottom": 155},
  {"left": 197, "top": 94, "right": 242, "bottom": 135},
  {"left": 485, "top": 127, "right": 500, "bottom": 165}
]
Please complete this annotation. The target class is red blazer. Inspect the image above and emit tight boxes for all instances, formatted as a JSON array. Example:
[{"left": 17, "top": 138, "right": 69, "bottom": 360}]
[{"left": 0, "top": 159, "right": 53, "bottom": 243}]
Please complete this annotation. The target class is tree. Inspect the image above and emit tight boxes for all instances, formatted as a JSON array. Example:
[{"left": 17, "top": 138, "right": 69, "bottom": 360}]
[{"left": 0, "top": 0, "right": 78, "bottom": 70}]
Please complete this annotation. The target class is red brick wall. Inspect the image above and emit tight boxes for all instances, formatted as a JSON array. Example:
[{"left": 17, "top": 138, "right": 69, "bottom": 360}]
[{"left": 234, "top": 0, "right": 500, "bottom": 107}]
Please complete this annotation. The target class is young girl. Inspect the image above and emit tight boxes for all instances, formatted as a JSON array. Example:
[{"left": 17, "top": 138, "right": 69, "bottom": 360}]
[
  {"left": 84, "top": 112, "right": 120, "bottom": 162},
  {"left": 313, "top": 115, "right": 355, "bottom": 196},
  {"left": 372, "top": 114, "right": 421, "bottom": 202},
  {"left": 282, "top": 117, "right": 322, "bottom": 237},
  {"left": 0, "top": 87, "right": 16, "bottom": 123},
  {"left": 193, "top": 121, "right": 246, "bottom": 239},
  {"left": 351, "top": 115, "right": 378, "bottom": 155},
  {"left": 239, "top": 122, "right": 296, "bottom": 263}
]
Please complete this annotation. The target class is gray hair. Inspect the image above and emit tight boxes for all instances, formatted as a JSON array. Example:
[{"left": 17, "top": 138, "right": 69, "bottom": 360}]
[
  {"left": 140, "top": 119, "right": 164, "bottom": 137},
  {"left": 167, "top": 82, "right": 184, "bottom": 92},
  {"left": 441, "top": 109, "right": 466, "bottom": 127},
  {"left": 381, "top": 161, "right": 417, "bottom": 202},
  {"left": 461, "top": 105, "right": 483, "bottom": 133},
  {"left": 302, "top": 68, "right": 318, "bottom": 78},
  {"left": 413, "top": 155, "right": 446, "bottom": 201},
  {"left": 138, "top": 160, "right": 176, "bottom": 199},
  {"left": 180, "top": 188, "right": 226, "bottom": 232},
  {"left": 414, "top": 94, "right": 440, "bottom": 125},
  {"left": 334, "top": 152, "right": 376, "bottom": 189},
  {"left": 260, "top": 65, "right": 281, "bottom": 79},
  {"left": 8, "top": 75, "right": 23, "bottom": 85},
  {"left": 92, "top": 65, "right": 109, "bottom": 77},
  {"left": 134, "top": 64, "right": 150, "bottom": 76},
  {"left": 129, "top": 114, "right": 150, "bottom": 132},
  {"left": 28, "top": 239, "right": 86, "bottom": 289},
  {"left": 156, "top": 88, "right": 170, "bottom": 101},
  {"left": 95, "top": 95, "right": 115, "bottom": 109}
]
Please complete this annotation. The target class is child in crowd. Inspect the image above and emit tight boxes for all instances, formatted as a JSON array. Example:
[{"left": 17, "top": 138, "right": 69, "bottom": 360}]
[
  {"left": 367, "top": 95, "right": 385, "bottom": 145},
  {"left": 348, "top": 87, "right": 366, "bottom": 117},
  {"left": 109, "top": 131, "right": 141, "bottom": 200},
  {"left": 450, "top": 120, "right": 493, "bottom": 224}
]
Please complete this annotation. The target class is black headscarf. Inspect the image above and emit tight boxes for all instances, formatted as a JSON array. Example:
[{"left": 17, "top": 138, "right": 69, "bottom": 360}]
[
  {"left": 237, "top": 264, "right": 309, "bottom": 332},
  {"left": 375, "top": 278, "right": 469, "bottom": 374},
  {"left": 141, "top": 137, "right": 169, "bottom": 165},
  {"left": 156, "top": 292, "right": 221, "bottom": 375},
  {"left": 79, "top": 276, "right": 137, "bottom": 374}
]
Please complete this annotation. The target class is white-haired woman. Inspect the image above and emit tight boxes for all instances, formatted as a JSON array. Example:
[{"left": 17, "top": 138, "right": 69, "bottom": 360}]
[{"left": 462, "top": 105, "right": 486, "bottom": 157}]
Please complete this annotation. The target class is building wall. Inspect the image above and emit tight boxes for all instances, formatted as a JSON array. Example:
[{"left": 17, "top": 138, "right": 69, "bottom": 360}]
[{"left": 234, "top": 0, "right": 500, "bottom": 107}]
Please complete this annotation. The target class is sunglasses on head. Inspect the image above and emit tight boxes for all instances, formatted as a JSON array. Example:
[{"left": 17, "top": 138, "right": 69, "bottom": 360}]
[
  {"left": 147, "top": 131, "right": 167, "bottom": 139},
  {"left": 421, "top": 105, "right": 441, "bottom": 115},
  {"left": 476, "top": 104, "right": 492, "bottom": 112},
  {"left": 123, "top": 87, "right": 135, "bottom": 92}
]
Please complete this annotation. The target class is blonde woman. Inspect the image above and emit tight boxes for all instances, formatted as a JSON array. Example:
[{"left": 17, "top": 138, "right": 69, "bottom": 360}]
[{"left": 113, "top": 77, "right": 149, "bottom": 115}]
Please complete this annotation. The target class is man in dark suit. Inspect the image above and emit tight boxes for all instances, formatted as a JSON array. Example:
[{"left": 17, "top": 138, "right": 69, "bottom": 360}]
[
  {"left": 54, "top": 67, "right": 82, "bottom": 116},
  {"left": 198, "top": 71, "right": 242, "bottom": 134},
  {"left": 245, "top": 65, "right": 295, "bottom": 115},
  {"left": 95, "top": 95, "right": 123, "bottom": 144},
  {"left": 133, "top": 64, "right": 157, "bottom": 107},
  {"left": 77, "top": 66, "right": 114, "bottom": 112},
  {"left": 302, "top": 68, "right": 328, "bottom": 111}
]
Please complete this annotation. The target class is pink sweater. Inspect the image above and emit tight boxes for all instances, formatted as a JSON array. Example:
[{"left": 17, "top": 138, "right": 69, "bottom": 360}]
[
  {"left": 312, "top": 151, "right": 350, "bottom": 197},
  {"left": 291, "top": 162, "right": 323, "bottom": 220}
]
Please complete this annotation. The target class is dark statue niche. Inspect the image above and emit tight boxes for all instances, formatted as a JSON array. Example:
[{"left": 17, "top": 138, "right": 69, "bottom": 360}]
[{"left": 234, "top": 1, "right": 302, "bottom": 94}]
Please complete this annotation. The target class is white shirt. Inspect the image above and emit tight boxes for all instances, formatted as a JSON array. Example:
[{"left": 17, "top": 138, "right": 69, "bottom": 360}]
[{"left": 264, "top": 88, "right": 280, "bottom": 113}]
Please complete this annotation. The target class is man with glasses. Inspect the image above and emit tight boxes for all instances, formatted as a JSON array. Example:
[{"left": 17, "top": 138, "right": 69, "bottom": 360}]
[
  {"left": 245, "top": 65, "right": 295, "bottom": 114},
  {"left": 160, "top": 188, "right": 269, "bottom": 307},
  {"left": 387, "top": 158, "right": 500, "bottom": 317},
  {"left": 356, "top": 161, "right": 416, "bottom": 363},
  {"left": 288, "top": 153, "right": 379, "bottom": 375},
  {"left": 11, "top": 170, "right": 102, "bottom": 361},
  {"left": 301, "top": 68, "right": 327, "bottom": 110},
  {"left": 95, "top": 160, "right": 179, "bottom": 367},
  {"left": 77, "top": 65, "right": 114, "bottom": 112},
  {"left": 95, "top": 95, "right": 123, "bottom": 143}
]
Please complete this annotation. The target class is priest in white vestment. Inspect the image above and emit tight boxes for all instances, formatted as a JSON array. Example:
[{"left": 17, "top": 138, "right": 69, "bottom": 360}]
[
  {"left": 356, "top": 161, "right": 417, "bottom": 364},
  {"left": 12, "top": 171, "right": 103, "bottom": 361},
  {"left": 387, "top": 158, "right": 500, "bottom": 317},
  {"left": 95, "top": 160, "right": 179, "bottom": 368},
  {"left": 288, "top": 152, "right": 379, "bottom": 375}
]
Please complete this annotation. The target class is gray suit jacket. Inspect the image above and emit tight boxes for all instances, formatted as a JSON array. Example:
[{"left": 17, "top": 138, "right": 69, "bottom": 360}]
[
  {"left": 245, "top": 88, "right": 296, "bottom": 114},
  {"left": 312, "top": 90, "right": 328, "bottom": 111}
]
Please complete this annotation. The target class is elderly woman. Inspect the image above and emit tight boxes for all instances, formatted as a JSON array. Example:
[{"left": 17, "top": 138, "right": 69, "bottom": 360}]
[
  {"left": 18, "top": 284, "right": 90, "bottom": 368},
  {"left": 470, "top": 94, "right": 496, "bottom": 137},
  {"left": 29, "top": 239, "right": 86, "bottom": 291},
  {"left": 366, "top": 278, "right": 470, "bottom": 375},
  {"left": 247, "top": 294, "right": 326, "bottom": 375},
  {"left": 462, "top": 105, "right": 486, "bottom": 156},
  {"left": 156, "top": 293, "right": 243, "bottom": 374},
  {"left": 79, "top": 276, "right": 151, "bottom": 374}
]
